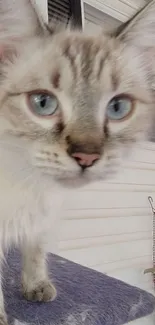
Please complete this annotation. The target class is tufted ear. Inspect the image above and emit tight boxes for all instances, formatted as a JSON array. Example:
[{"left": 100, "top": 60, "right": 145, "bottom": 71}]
[
  {"left": 0, "top": 0, "right": 45, "bottom": 58},
  {"left": 116, "top": 0, "right": 155, "bottom": 48}
]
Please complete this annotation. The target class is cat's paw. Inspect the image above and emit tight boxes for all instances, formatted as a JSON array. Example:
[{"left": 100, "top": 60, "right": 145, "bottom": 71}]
[
  {"left": 0, "top": 314, "right": 8, "bottom": 325},
  {"left": 22, "top": 280, "right": 57, "bottom": 302}
]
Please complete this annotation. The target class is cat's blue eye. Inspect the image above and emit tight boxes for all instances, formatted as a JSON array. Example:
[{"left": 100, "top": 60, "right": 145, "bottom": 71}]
[
  {"left": 106, "top": 96, "right": 133, "bottom": 121},
  {"left": 29, "top": 93, "right": 58, "bottom": 116}
]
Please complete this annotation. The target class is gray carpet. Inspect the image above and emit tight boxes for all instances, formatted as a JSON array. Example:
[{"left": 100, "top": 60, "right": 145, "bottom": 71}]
[{"left": 2, "top": 249, "right": 155, "bottom": 325}]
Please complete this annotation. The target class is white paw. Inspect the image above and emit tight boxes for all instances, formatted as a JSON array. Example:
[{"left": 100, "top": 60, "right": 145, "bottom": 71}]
[{"left": 22, "top": 280, "right": 57, "bottom": 302}]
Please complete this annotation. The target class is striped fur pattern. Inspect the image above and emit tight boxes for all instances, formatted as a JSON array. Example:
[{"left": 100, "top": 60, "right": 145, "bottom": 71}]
[{"left": 0, "top": 0, "right": 154, "bottom": 323}]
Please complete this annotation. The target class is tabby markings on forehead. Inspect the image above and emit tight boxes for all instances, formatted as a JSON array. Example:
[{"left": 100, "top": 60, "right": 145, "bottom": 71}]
[
  {"left": 81, "top": 39, "right": 99, "bottom": 80},
  {"left": 63, "top": 40, "right": 78, "bottom": 80},
  {"left": 97, "top": 52, "right": 109, "bottom": 80},
  {"left": 62, "top": 37, "right": 109, "bottom": 83},
  {"left": 111, "top": 69, "right": 119, "bottom": 91},
  {"left": 80, "top": 39, "right": 109, "bottom": 81},
  {"left": 51, "top": 70, "right": 60, "bottom": 89}
]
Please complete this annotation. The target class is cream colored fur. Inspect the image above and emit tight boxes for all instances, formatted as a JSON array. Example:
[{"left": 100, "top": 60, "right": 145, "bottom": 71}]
[{"left": 0, "top": 0, "right": 154, "bottom": 323}]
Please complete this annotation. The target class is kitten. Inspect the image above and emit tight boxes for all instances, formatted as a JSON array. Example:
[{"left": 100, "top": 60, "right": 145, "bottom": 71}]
[{"left": 0, "top": 0, "right": 154, "bottom": 323}]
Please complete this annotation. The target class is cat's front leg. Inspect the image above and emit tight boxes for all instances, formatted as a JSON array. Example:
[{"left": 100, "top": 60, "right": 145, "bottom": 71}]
[
  {"left": 21, "top": 243, "right": 57, "bottom": 302},
  {"left": 0, "top": 292, "right": 8, "bottom": 325},
  {"left": 0, "top": 256, "right": 8, "bottom": 325}
]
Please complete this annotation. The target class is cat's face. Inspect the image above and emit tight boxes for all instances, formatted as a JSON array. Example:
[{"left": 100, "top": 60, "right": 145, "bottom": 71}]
[{"left": 0, "top": 0, "right": 154, "bottom": 187}]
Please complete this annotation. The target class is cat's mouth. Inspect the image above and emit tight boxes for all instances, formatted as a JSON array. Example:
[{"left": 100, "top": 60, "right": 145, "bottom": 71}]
[
  {"left": 54, "top": 169, "right": 91, "bottom": 186},
  {"left": 55, "top": 172, "right": 95, "bottom": 188},
  {"left": 53, "top": 166, "right": 117, "bottom": 188},
  {"left": 39, "top": 166, "right": 97, "bottom": 188}
]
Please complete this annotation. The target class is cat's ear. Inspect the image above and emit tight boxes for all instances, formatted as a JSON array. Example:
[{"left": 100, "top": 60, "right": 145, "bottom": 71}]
[
  {"left": 0, "top": 0, "right": 45, "bottom": 57},
  {"left": 117, "top": 0, "right": 155, "bottom": 48}
]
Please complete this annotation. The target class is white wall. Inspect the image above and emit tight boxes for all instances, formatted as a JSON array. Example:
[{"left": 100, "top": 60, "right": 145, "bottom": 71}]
[{"left": 32, "top": 0, "right": 48, "bottom": 21}]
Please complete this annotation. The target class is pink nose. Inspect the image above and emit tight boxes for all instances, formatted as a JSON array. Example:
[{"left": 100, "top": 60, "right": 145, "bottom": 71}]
[{"left": 72, "top": 152, "right": 100, "bottom": 168}]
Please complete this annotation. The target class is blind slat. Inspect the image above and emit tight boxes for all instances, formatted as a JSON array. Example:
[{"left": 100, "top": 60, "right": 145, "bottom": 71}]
[
  {"left": 48, "top": 0, "right": 82, "bottom": 27},
  {"left": 48, "top": 0, "right": 71, "bottom": 24}
]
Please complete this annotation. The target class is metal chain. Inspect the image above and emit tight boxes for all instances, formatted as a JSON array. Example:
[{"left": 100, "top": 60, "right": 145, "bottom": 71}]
[{"left": 144, "top": 196, "right": 155, "bottom": 289}]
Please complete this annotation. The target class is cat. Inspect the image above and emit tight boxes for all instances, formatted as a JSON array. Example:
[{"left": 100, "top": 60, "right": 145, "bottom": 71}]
[{"left": 0, "top": 0, "right": 154, "bottom": 323}]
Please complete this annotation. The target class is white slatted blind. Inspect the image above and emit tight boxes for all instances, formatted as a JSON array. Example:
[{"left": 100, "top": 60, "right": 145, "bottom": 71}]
[
  {"left": 84, "top": 3, "right": 120, "bottom": 33},
  {"left": 58, "top": 143, "right": 155, "bottom": 294},
  {"left": 84, "top": 0, "right": 147, "bottom": 22},
  {"left": 48, "top": 0, "right": 71, "bottom": 24}
]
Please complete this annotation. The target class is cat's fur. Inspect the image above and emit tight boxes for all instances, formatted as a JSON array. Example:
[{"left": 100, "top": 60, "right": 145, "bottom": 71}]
[{"left": 0, "top": 0, "right": 154, "bottom": 323}]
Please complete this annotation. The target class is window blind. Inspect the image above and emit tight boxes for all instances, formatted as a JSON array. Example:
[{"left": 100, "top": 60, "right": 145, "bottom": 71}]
[{"left": 48, "top": 0, "right": 83, "bottom": 27}]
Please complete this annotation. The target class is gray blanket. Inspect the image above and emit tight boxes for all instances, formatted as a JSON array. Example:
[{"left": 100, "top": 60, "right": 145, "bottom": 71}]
[{"left": 3, "top": 250, "right": 155, "bottom": 325}]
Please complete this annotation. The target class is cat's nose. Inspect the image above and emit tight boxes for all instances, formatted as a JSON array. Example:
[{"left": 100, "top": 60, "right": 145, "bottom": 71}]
[
  {"left": 66, "top": 136, "right": 102, "bottom": 169},
  {"left": 71, "top": 152, "right": 100, "bottom": 168}
]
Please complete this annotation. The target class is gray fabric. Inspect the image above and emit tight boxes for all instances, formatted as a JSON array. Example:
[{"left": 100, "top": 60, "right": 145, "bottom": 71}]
[{"left": 2, "top": 249, "right": 155, "bottom": 325}]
